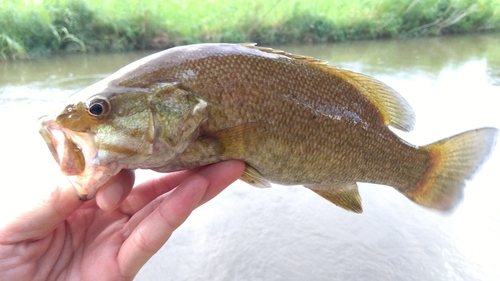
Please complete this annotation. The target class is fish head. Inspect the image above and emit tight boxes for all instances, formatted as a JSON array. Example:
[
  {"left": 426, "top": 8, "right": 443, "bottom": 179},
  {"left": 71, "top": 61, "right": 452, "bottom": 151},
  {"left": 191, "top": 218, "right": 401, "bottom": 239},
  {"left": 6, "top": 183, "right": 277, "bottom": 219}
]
[
  {"left": 39, "top": 50, "right": 210, "bottom": 200},
  {"left": 38, "top": 81, "right": 159, "bottom": 199}
]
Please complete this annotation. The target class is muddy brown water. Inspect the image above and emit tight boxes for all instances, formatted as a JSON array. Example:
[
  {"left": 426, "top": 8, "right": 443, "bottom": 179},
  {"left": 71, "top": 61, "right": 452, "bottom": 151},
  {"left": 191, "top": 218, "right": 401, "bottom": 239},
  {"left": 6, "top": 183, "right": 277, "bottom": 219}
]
[{"left": 1, "top": 34, "right": 499, "bottom": 281}]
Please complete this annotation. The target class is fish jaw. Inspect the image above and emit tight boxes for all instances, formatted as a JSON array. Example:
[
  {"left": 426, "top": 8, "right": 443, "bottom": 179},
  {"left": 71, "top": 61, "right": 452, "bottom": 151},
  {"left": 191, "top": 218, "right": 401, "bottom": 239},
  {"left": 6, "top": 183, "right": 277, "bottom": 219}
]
[
  {"left": 38, "top": 116, "right": 123, "bottom": 199},
  {"left": 67, "top": 161, "right": 123, "bottom": 200},
  {"left": 39, "top": 117, "right": 86, "bottom": 176}
]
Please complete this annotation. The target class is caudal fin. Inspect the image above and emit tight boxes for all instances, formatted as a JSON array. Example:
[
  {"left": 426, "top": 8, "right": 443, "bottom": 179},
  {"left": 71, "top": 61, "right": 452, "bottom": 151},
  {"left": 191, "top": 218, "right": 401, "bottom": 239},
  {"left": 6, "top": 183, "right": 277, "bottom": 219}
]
[{"left": 406, "top": 127, "right": 498, "bottom": 211}]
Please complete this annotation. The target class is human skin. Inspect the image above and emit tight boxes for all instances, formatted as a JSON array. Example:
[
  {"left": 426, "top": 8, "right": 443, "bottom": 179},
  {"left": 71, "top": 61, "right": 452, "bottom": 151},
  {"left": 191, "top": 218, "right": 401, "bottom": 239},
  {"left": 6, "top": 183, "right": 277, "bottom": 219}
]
[{"left": 0, "top": 160, "right": 245, "bottom": 281}]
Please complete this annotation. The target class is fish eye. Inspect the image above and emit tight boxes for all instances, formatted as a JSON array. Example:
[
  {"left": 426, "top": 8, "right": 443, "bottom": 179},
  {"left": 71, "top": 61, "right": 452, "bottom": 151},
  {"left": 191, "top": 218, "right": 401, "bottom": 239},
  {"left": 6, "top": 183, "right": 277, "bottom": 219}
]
[{"left": 86, "top": 96, "right": 110, "bottom": 118}]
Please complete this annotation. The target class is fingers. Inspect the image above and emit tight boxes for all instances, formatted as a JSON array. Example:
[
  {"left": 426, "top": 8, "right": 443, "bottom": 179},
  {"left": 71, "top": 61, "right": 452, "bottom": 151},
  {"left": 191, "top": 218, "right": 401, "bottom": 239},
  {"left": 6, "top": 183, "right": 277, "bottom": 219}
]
[
  {"left": 95, "top": 170, "right": 135, "bottom": 211},
  {"left": 119, "top": 160, "right": 245, "bottom": 215},
  {"left": 117, "top": 160, "right": 245, "bottom": 278},
  {"left": 118, "top": 174, "right": 209, "bottom": 278},
  {"left": 119, "top": 169, "right": 200, "bottom": 215},
  {"left": 194, "top": 160, "right": 245, "bottom": 206},
  {"left": 121, "top": 160, "right": 245, "bottom": 232},
  {"left": 0, "top": 176, "right": 82, "bottom": 243}
]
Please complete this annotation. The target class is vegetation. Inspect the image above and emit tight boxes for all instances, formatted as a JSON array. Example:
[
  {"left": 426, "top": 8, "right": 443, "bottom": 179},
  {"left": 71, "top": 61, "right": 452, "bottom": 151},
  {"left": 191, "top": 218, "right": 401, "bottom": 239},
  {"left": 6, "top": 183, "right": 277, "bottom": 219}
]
[{"left": 1, "top": 0, "right": 499, "bottom": 59}]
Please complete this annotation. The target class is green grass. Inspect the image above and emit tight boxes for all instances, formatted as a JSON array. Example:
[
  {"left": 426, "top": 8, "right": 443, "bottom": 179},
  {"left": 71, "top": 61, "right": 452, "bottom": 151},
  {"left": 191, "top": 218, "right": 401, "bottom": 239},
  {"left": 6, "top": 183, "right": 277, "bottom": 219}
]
[{"left": 1, "top": 0, "right": 499, "bottom": 59}]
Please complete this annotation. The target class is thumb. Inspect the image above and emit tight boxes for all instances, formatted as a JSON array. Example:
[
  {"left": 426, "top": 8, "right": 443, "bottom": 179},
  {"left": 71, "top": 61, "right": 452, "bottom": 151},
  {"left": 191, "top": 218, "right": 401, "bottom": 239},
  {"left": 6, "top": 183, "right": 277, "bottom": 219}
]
[{"left": 0, "top": 176, "right": 82, "bottom": 244}]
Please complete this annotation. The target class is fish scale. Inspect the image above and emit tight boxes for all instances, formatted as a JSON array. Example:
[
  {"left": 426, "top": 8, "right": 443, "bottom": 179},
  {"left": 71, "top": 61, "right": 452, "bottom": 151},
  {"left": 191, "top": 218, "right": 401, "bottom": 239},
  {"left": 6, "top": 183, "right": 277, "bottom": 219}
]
[{"left": 166, "top": 53, "right": 426, "bottom": 188}]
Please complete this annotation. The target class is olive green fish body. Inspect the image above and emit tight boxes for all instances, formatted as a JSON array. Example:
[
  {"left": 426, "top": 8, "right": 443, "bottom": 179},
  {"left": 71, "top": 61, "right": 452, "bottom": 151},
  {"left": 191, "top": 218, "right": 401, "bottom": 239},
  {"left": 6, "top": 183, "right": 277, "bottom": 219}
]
[
  {"left": 39, "top": 43, "right": 498, "bottom": 212},
  {"left": 117, "top": 45, "right": 423, "bottom": 186}
]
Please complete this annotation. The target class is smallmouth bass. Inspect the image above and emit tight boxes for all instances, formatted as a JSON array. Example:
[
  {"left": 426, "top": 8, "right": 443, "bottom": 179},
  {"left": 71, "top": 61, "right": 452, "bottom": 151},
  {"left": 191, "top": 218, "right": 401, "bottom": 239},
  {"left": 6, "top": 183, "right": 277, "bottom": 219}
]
[{"left": 39, "top": 43, "right": 498, "bottom": 213}]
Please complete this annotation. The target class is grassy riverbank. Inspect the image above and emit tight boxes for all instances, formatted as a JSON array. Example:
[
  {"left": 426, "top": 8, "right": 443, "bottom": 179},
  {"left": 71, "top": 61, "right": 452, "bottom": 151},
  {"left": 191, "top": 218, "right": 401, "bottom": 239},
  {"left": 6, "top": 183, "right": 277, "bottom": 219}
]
[{"left": 1, "top": 0, "right": 499, "bottom": 59}]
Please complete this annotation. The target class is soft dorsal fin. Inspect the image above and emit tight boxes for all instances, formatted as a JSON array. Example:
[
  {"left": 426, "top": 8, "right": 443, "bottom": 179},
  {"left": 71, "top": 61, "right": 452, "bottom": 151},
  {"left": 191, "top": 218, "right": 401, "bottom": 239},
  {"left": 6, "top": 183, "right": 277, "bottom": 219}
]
[
  {"left": 328, "top": 70, "right": 415, "bottom": 132},
  {"left": 241, "top": 43, "right": 416, "bottom": 132}
]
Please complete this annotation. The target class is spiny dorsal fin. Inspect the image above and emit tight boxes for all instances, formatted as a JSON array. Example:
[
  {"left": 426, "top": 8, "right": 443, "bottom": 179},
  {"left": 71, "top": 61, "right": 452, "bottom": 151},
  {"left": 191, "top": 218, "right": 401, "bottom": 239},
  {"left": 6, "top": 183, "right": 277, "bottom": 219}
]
[
  {"left": 242, "top": 43, "right": 416, "bottom": 132},
  {"left": 241, "top": 43, "right": 330, "bottom": 65},
  {"left": 306, "top": 183, "right": 363, "bottom": 213}
]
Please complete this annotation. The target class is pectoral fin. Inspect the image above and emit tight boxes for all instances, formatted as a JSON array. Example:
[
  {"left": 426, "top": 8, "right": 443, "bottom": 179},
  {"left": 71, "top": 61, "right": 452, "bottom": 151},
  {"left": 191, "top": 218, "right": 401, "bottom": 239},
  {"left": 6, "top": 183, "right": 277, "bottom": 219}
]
[
  {"left": 211, "top": 121, "right": 267, "bottom": 158},
  {"left": 306, "top": 183, "right": 363, "bottom": 213},
  {"left": 240, "top": 164, "right": 271, "bottom": 188}
]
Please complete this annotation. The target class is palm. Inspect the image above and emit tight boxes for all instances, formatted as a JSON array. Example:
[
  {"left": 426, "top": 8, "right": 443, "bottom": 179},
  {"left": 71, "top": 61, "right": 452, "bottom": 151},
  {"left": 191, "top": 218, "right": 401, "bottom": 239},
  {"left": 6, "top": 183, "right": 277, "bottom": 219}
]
[
  {"left": 0, "top": 160, "right": 245, "bottom": 281},
  {"left": 34, "top": 204, "right": 129, "bottom": 280}
]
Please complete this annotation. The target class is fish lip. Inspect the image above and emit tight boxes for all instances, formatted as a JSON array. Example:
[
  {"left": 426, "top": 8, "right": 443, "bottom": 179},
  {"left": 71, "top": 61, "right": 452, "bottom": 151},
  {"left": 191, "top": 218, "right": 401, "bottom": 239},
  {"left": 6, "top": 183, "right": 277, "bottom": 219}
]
[{"left": 38, "top": 116, "right": 63, "bottom": 166}]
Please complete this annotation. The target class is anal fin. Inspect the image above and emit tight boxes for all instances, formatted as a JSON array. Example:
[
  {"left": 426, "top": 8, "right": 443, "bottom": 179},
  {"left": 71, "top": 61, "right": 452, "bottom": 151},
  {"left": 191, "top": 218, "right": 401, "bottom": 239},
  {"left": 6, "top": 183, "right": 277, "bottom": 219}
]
[
  {"left": 306, "top": 183, "right": 363, "bottom": 213},
  {"left": 240, "top": 164, "right": 271, "bottom": 188}
]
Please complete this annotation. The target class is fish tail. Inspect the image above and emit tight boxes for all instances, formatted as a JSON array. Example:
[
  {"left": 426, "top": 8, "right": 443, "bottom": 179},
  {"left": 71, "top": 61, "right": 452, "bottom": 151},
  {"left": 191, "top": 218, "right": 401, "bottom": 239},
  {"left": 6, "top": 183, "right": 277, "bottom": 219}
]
[{"left": 405, "top": 127, "right": 498, "bottom": 211}]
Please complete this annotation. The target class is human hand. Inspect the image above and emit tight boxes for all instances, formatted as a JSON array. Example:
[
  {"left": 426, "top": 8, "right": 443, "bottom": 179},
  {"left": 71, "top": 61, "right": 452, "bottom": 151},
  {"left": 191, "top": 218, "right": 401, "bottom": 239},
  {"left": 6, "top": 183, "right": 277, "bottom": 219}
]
[{"left": 0, "top": 160, "right": 245, "bottom": 281}]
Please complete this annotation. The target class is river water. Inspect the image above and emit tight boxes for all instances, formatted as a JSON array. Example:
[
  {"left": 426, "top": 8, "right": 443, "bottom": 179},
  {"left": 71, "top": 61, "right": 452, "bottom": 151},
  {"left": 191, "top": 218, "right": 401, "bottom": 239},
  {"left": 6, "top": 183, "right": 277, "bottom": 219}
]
[{"left": 0, "top": 34, "right": 499, "bottom": 280}]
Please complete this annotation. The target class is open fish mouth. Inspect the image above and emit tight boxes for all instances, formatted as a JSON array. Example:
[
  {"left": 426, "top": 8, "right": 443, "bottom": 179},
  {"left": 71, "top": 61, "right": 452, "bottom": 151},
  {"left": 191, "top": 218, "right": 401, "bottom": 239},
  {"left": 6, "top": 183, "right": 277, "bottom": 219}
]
[
  {"left": 38, "top": 116, "right": 86, "bottom": 176},
  {"left": 38, "top": 116, "right": 122, "bottom": 200}
]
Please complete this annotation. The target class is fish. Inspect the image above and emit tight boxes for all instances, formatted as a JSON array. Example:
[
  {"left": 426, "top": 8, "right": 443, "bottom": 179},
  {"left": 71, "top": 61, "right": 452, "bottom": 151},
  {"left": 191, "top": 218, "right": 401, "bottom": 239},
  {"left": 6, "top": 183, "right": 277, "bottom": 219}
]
[{"left": 39, "top": 43, "right": 498, "bottom": 213}]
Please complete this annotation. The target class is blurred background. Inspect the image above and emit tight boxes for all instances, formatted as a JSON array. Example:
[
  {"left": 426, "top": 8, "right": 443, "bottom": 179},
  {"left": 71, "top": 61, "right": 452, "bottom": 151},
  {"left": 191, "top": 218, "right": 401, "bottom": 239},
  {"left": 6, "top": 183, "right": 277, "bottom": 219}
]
[
  {"left": 1, "top": 0, "right": 499, "bottom": 280},
  {"left": 1, "top": 0, "right": 500, "bottom": 59}
]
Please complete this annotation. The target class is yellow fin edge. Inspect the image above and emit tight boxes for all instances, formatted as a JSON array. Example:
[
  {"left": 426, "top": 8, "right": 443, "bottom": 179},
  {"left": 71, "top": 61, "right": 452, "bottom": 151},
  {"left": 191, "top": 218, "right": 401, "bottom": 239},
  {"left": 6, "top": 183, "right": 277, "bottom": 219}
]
[{"left": 406, "top": 127, "right": 498, "bottom": 211}]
